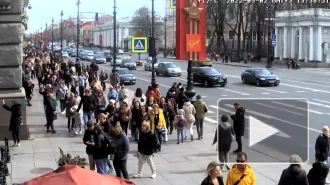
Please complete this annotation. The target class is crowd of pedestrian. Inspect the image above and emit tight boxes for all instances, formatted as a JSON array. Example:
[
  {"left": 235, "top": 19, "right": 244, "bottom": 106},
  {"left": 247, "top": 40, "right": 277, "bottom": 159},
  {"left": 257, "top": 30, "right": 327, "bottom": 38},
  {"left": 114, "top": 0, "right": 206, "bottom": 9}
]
[{"left": 9, "top": 46, "right": 330, "bottom": 185}]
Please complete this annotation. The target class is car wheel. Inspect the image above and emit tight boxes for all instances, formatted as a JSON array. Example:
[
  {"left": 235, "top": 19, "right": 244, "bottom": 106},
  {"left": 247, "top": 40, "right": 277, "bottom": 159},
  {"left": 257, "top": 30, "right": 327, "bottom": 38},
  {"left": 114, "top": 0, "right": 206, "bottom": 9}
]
[
  {"left": 209, "top": 65, "right": 212, "bottom": 67},
  {"left": 256, "top": 79, "right": 260, "bottom": 86},
  {"left": 220, "top": 84, "right": 226, "bottom": 87},
  {"left": 203, "top": 80, "right": 209, "bottom": 87},
  {"left": 144, "top": 66, "right": 147, "bottom": 71},
  {"left": 165, "top": 71, "right": 169, "bottom": 77},
  {"left": 242, "top": 76, "right": 247, "bottom": 84},
  {"left": 274, "top": 83, "right": 279, "bottom": 86},
  {"left": 178, "top": 73, "right": 181, "bottom": 76},
  {"left": 156, "top": 71, "right": 159, "bottom": 76}
]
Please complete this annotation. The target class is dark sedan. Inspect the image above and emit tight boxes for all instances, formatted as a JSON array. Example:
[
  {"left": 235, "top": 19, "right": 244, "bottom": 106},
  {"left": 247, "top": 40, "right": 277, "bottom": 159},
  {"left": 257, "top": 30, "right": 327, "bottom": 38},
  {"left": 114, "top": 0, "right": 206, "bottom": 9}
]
[
  {"left": 192, "top": 67, "right": 227, "bottom": 87},
  {"left": 80, "top": 53, "right": 88, "bottom": 60},
  {"left": 117, "top": 68, "right": 136, "bottom": 85},
  {"left": 94, "top": 54, "right": 106, "bottom": 64},
  {"left": 120, "top": 59, "right": 137, "bottom": 70},
  {"left": 241, "top": 68, "right": 280, "bottom": 86}
]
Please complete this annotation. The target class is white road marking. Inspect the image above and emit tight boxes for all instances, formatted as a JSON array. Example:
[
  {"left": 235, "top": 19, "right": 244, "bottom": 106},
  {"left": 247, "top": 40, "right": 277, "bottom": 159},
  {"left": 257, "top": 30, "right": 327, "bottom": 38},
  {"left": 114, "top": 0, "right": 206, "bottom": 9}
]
[
  {"left": 284, "top": 79, "right": 330, "bottom": 88},
  {"left": 271, "top": 101, "right": 324, "bottom": 115},
  {"left": 201, "top": 96, "right": 207, "bottom": 98},
  {"left": 312, "top": 99, "right": 330, "bottom": 105},
  {"left": 255, "top": 102, "right": 304, "bottom": 116},
  {"left": 222, "top": 95, "right": 228, "bottom": 96},
  {"left": 204, "top": 117, "right": 218, "bottom": 124},
  {"left": 296, "top": 91, "right": 305, "bottom": 93},
  {"left": 171, "top": 77, "right": 186, "bottom": 81},
  {"left": 282, "top": 76, "right": 330, "bottom": 84},
  {"left": 258, "top": 88, "right": 287, "bottom": 94},
  {"left": 261, "top": 93, "right": 269, "bottom": 94},
  {"left": 308, "top": 101, "right": 330, "bottom": 109},
  {"left": 219, "top": 88, "right": 250, "bottom": 96},
  {"left": 207, "top": 110, "right": 215, "bottom": 114}
]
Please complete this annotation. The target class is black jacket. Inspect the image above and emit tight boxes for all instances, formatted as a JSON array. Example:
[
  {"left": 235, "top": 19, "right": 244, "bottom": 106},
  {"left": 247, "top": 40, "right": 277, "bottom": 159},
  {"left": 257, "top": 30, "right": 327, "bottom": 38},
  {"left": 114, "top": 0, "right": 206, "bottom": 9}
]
[
  {"left": 77, "top": 95, "right": 96, "bottom": 112},
  {"left": 138, "top": 130, "right": 155, "bottom": 155},
  {"left": 90, "top": 63, "right": 99, "bottom": 72},
  {"left": 104, "top": 105, "right": 117, "bottom": 126},
  {"left": 230, "top": 107, "right": 245, "bottom": 136},
  {"left": 83, "top": 129, "right": 95, "bottom": 155},
  {"left": 100, "top": 120, "right": 112, "bottom": 135},
  {"left": 45, "top": 97, "right": 57, "bottom": 121},
  {"left": 315, "top": 134, "right": 330, "bottom": 157},
  {"left": 131, "top": 107, "right": 140, "bottom": 123},
  {"left": 3, "top": 104, "right": 21, "bottom": 132},
  {"left": 278, "top": 165, "right": 309, "bottom": 185},
  {"left": 93, "top": 133, "right": 108, "bottom": 160},
  {"left": 308, "top": 161, "right": 329, "bottom": 185},
  {"left": 200, "top": 176, "right": 224, "bottom": 185}
]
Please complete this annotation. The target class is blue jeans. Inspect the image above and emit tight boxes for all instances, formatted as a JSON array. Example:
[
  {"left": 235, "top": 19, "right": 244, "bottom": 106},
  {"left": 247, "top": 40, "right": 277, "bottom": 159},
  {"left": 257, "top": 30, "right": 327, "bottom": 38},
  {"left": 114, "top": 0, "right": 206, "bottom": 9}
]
[
  {"left": 95, "top": 158, "right": 108, "bottom": 174},
  {"left": 177, "top": 129, "right": 183, "bottom": 142},
  {"left": 83, "top": 111, "right": 94, "bottom": 130}
]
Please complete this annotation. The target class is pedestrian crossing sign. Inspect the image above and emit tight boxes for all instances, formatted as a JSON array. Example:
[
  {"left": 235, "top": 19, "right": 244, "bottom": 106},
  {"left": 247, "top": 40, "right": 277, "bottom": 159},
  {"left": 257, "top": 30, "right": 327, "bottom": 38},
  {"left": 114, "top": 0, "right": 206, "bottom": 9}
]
[{"left": 132, "top": 37, "right": 148, "bottom": 53}]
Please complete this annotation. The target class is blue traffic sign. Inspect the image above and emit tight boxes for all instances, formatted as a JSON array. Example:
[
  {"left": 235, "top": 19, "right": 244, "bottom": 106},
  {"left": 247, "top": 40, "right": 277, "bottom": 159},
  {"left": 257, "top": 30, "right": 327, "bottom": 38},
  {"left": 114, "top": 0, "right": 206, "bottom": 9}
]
[
  {"left": 272, "top": 35, "right": 276, "bottom": 40},
  {"left": 131, "top": 37, "right": 148, "bottom": 53},
  {"left": 272, "top": 40, "right": 276, "bottom": 47}
]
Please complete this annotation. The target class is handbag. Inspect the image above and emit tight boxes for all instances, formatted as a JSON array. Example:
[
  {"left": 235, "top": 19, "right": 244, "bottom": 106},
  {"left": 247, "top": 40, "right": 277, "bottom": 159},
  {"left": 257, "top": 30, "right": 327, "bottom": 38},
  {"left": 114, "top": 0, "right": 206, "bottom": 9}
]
[
  {"left": 156, "top": 126, "right": 165, "bottom": 133},
  {"left": 233, "top": 174, "right": 246, "bottom": 185},
  {"left": 164, "top": 130, "right": 168, "bottom": 142}
]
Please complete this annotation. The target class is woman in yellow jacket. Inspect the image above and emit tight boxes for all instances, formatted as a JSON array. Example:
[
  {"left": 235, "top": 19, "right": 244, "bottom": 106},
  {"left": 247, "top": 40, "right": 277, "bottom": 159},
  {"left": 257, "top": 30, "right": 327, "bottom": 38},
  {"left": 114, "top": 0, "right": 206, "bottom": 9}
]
[{"left": 150, "top": 104, "right": 167, "bottom": 152}]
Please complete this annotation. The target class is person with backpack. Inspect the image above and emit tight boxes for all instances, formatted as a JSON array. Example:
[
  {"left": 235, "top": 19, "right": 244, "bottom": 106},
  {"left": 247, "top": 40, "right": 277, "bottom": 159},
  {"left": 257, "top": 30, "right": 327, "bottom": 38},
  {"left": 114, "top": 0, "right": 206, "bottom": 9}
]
[
  {"left": 173, "top": 109, "right": 185, "bottom": 144},
  {"left": 93, "top": 125, "right": 109, "bottom": 174},
  {"left": 182, "top": 98, "right": 196, "bottom": 141},
  {"left": 278, "top": 154, "right": 309, "bottom": 185}
]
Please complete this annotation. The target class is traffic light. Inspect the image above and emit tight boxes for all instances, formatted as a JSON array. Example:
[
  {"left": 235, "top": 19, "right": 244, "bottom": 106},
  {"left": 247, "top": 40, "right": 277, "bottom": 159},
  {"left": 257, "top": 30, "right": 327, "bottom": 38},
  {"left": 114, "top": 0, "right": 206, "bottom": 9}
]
[{"left": 95, "top": 13, "right": 98, "bottom": 21}]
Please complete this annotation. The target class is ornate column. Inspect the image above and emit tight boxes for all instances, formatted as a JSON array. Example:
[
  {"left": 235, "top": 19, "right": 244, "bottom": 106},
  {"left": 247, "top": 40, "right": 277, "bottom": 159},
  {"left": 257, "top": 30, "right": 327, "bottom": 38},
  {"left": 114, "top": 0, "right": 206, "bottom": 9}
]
[
  {"left": 290, "top": 27, "right": 296, "bottom": 58},
  {"left": 283, "top": 27, "right": 288, "bottom": 59},
  {"left": 298, "top": 27, "right": 304, "bottom": 62},
  {"left": 274, "top": 27, "right": 279, "bottom": 59},
  {"left": 309, "top": 26, "right": 314, "bottom": 62},
  {"left": 317, "top": 26, "right": 322, "bottom": 62},
  {"left": 0, "top": 0, "right": 30, "bottom": 140}
]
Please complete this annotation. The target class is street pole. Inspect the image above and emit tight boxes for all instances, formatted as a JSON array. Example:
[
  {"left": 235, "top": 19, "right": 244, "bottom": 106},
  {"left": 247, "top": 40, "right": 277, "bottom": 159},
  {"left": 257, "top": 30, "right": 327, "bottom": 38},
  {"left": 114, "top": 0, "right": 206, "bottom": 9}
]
[
  {"left": 40, "top": 26, "right": 43, "bottom": 43},
  {"left": 45, "top": 23, "right": 47, "bottom": 47},
  {"left": 150, "top": 0, "right": 156, "bottom": 87},
  {"left": 113, "top": 0, "right": 117, "bottom": 71},
  {"left": 37, "top": 29, "right": 39, "bottom": 47},
  {"left": 164, "top": 17, "right": 167, "bottom": 57},
  {"left": 51, "top": 18, "right": 54, "bottom": 51},
  {"left": 60, "top": 10, "right": 64, "bottom": 51},
  {"left": 76, "top": 0, "right": 81, "bottom": 63}
]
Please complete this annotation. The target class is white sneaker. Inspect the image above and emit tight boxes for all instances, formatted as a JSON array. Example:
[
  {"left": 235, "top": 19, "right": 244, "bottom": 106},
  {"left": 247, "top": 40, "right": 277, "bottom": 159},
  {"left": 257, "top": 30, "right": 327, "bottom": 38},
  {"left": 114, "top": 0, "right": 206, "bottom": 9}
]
[
  {"left": 79, "top": 131, "right": 82, "bottom": 134},
  {"left": 150, "top": 173, "right": 156, "bottom": 179},
  {"left": 326, "top": 179, "right": 329, "bottom": 184},
  {"left": 133, "top": 173, "right": 142, "bottom": 178},
  {"left": 74, "top": 131, "right": 78, "bottom": 135}
]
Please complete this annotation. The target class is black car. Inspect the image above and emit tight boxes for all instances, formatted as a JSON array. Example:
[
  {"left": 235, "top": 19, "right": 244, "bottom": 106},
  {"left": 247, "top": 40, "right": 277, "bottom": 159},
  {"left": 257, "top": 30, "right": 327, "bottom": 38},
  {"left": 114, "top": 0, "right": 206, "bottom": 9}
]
[
  {"left": 80, "top": 53, "right": 88, "bottom": 60},
  {"left": 120, "top": 59, "right": 137, "bottom": 70},
  {"left": 241, "top": 68, "right": 280, "bottom": 86},
  {"left": 117, "top": 68, "right": 136, "bottom": 85},
  {"left": 192, "top": 67, "right": 227, "bottom": 87},
  {"left": 104, "top": 51, "right": 112, "bottom": 62},
  {"left": 94, "top": 54, "right": 106, "bottom": 64}
]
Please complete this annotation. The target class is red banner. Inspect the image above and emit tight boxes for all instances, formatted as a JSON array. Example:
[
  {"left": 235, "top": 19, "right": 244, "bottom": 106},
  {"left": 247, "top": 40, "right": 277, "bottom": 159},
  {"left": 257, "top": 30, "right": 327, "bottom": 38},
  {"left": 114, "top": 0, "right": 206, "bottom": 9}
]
[{"left": 186, "top": 34, "right": 201, "bottom": 52}]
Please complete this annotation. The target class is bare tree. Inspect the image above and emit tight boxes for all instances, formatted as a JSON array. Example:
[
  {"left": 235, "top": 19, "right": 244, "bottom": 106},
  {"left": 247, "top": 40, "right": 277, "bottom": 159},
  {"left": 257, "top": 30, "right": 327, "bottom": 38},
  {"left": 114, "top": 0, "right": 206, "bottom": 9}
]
[{"left": 131, "top": 6, "right": 164, "bottom": 37}]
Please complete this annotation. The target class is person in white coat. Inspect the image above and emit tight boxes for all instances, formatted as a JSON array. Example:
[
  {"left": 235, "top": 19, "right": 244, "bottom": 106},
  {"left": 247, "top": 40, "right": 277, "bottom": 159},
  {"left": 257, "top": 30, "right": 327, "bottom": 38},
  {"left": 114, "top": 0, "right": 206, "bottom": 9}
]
[
  {"left": 118, "top": 83, "right": 129, "bottom": 105},
  {"left": 134, "top": 88, "right": 146, "bottom": 106},
  {"left": 182, "top": 98, "right": 196, "bottom": 141},
  {"left": 70, "top": 97, "right": 83, "bottom": 135}
]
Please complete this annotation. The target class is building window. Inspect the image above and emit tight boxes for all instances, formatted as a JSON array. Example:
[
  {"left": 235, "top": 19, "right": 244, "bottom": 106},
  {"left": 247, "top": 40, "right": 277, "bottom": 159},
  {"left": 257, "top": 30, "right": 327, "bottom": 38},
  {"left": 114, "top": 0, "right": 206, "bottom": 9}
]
[{"left": 229, "top": 30, "right": 235, "bottom": 39}]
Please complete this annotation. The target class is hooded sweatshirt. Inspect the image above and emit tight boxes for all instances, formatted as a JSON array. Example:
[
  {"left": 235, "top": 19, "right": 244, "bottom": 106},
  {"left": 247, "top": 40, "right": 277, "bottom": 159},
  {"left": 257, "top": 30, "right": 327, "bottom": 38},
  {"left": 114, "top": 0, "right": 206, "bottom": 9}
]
[
  {"left": 308, "top": 161, "right": 329, "bottom": 185},
  {"left": 193, "top": 99, "right": 208, "bottom": 119},
  {"left": 278, "top": 165, "right": 308, "bottom": 185}
]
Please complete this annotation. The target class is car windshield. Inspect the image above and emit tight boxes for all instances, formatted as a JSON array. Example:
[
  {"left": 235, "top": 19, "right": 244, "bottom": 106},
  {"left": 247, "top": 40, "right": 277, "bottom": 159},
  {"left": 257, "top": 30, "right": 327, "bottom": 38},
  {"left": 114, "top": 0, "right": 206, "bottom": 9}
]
[
  {"left": 104, "top": 52, "right": 111, "bottom": 55},
  {"left": 81, "top": 54, "right": 88, "bottom": 56},
  {"left": 202, "top": 68, "right": 220, "bottom": 74},
  {"left": 117, "top": 69, "right": 131, "bottom": 74},
  {"left": 95, "top": 55, "right": 104, "bottom": 58},
  {"left": 88, "top": 54, "right": 94, "bottom": 56},
  {"left": 165, "top": 63, "right": 176, "bottom": 68},
  {"left": 254, "top": 69, "right": 272, "bottom": 75},
  {"left": 116, "top": 57, "right": 122, "bottom": 60}
]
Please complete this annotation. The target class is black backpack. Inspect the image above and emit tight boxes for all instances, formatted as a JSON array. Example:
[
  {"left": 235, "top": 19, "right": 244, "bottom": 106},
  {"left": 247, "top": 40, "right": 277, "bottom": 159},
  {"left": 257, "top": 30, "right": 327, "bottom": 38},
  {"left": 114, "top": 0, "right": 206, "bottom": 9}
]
[{"left": 101, "top": 131, "right": 116, "bottom": 154}]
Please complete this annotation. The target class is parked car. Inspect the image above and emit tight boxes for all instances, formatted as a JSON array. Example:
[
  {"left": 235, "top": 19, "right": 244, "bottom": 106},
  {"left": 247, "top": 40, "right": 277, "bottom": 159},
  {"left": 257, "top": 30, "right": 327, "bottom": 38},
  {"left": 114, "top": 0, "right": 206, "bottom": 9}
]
[
  {"left": 144, "top": 59, "right": 160, "bottom": 71},
  {"left": 111, "top": 56, "right": 123, "bottom": 66},
  {"left": 118, "top": 49, "right": 124, "bottom": 54},
  {"left": 134, "top": 60, "right": 143, "bottom": 66},
  {"left": 93, "top": 54, "right": 106, "bottom": 64},
  {"left": 86, "top": 53, "right": 95, "bottom": 61},
  {"left": 120, "top": 59, "right": 137, "bottom": 70},
  {"left": 241, "top": 68, "right": 280, "bottom": 86},
  {"left": 64, "top": 48, "right": 73, "bottom": 56},
  {"left": 192, "top": 67, "right": 227, "bottom": 87},
  {"left": 71, "top": 50, "right": 77, "bottom": 57},
  {"left": 117, "top": 68, "right": 136, "bottom": 85},
  {"left": 80, "top": 53, "right": 88, "bottom": 60},
  {"left": 104, "top": 51, "right": 112, "bottom": 62},
  {"left": 156, "top": 62, "right": 181, "bottom": 76},
  {"left": 192, "top": 60, "right": 212, "bottom": 67},
  {"left": 62, "top": 51, "right": 69, "bottom": 58}
]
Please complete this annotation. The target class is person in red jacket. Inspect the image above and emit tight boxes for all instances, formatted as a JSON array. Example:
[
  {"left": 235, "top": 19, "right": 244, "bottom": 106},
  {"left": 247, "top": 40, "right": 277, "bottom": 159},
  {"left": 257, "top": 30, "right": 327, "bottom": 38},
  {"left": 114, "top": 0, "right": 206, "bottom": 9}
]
[
  {"left": 145, "top": 86, "right": 155, "bottom": 100},
  {"left": 153, "top": 84, "right": 161, "bottom": 103}
]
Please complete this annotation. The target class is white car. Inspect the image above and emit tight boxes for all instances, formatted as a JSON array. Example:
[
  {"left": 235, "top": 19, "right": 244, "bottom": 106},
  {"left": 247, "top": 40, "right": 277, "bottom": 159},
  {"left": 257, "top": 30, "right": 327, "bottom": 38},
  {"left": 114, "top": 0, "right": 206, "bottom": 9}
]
[
  {"left": 118, "top": 49, "right": 124, "bottom": 54},
  {"left": 62, "top": 51, "right": 69, "bottom": 58},
  {"left": 86, "top": 54, "right": 95, "bottom": 61},
  {"left": 111, "top": 56, "right": 123, "bottom": 65}
]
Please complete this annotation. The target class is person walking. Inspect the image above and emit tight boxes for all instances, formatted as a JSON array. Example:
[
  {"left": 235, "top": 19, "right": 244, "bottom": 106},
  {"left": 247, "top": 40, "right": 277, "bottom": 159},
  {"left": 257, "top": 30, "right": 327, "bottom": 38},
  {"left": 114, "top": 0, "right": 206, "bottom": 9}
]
[
  {"left": 93, "top": 126, "right": 109, "bottom": 174},
  {"left": 173, "top": 109, "right": 185, "bottom": 144},
  {"left": 182, "top": 98, "right": 196, "bottom": 141},
  {"left": 65, "top": 92, "right": 76, "bottom": 132},
  {"left": 226, "top": 152, "right": 256, "bottom": 185},
  {"left": 230, "top": 102, "right": 245, "bottom": 154},
  {"left": 134, "top": 88, "right": 146, "bottom": 106},
  {"left": 212, "top": 115, "right": 235, "bottom": 170},
  {"left": 77, "top": 89, "right": 96, "bottom": 130},
  {"left": 99, "top": 69, "right": 108, "bottom": 91},
  {"left": 107, "top": 85, "right": 118, "bottom": 103},
  {"left": 70, "top": 98, "right": 83, "bottom": 135},
  {"left": 278, "top": 154, "right": 308, "bottom": 185},
  {"left": 78, "top": 72, "right": 86, "bottom": 97},
  {"left": 2, "top": 99, "right": 22, "bottom": 147},
  {"left": 83, "top": 120, "right": 96, "bottom": 171},
  {"left": 110, "top": 69, "right": 120, "bottom": 91},
  {"left": 95, "top": 91, "right": 106, "bottom": 123},
  {"left": 201, "top": 162, "right": 224, "bottom": 185},
  {"left": 193, "top": 95, "right": 208, "bottom": 140},
  {"left": 133, "top": 121, "right": 157, "bottom": 179},
  {"left": 113, "top": 125, "right": 130, "bottom": 180},
  {"left": 118, "top": 101, "right": 131, "bottom": 134},
  {"left": 45, "top": 93, "right": 57, "bottom": 134},
  {"left": 315, "top": 126, "right": 330, "bottom": 184},
  {"left": 57, "top": 81, "right": 68, "bottom": 112},
  {"left": 307, "top": 152, "right": 329, "bottom": 185},
  {"left": 118, "top": 84, "right": 129, "bottom": 104},
  {"left": 150, "top": 104, "right": 167, "bottom": 152}
]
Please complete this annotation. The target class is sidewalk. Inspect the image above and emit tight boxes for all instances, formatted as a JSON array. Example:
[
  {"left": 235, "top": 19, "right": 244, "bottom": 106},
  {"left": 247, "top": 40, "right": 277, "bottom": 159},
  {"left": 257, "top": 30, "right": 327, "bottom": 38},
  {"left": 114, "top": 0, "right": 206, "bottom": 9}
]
[{"left": 5, "top": 81, "right": 313, "bottom": 185}]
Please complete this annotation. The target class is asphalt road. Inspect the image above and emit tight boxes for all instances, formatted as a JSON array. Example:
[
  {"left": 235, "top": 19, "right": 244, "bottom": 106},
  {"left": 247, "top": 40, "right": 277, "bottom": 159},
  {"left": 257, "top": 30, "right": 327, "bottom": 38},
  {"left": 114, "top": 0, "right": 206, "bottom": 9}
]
[
  {"left": 72, "top": 51, "right": 330, "bottom": 164},
  {"left": 217, "top": 99, "right": 308, "bottom": 163}
]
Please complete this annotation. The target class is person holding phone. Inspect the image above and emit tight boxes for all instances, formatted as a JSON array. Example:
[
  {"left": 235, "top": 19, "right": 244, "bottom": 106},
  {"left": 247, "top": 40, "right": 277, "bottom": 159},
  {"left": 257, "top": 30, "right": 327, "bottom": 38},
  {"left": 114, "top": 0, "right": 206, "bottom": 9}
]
[
  {"left": 2, "top": 99, "right": 22, "bottom": 147},
  {"left": 83, "top": 120, "right": 96, "bottom": 171}
]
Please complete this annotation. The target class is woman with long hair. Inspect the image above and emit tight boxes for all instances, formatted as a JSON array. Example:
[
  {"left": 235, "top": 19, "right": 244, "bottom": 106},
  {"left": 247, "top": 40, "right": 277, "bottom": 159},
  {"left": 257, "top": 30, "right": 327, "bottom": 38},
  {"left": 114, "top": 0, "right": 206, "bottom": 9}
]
[
  {"left": 95, "top": 91, "right": 106, "bottom": 122},
  {"left": 149, "top": 104, "right": 166, "bottom": 152},
  {"left": 113, "top": 125, "right": 130, "bottom": 180},
  {"left": 131, "top": 100, "right": 141, "bottom": 142},
  {"left": 118, "top": 101, "right": 131, "bottom": 134},
  {"left": 201, "top": 162, "right": 224, "bottom": 185},
  {"left": 134, "top": 88, "right": 146, "bottom": 106},
  {"left": 2, "top": 99, "right": 22, "bottom": 146},
  {"left": 146, "top": 96, "right": 156, "bottom": 114}
]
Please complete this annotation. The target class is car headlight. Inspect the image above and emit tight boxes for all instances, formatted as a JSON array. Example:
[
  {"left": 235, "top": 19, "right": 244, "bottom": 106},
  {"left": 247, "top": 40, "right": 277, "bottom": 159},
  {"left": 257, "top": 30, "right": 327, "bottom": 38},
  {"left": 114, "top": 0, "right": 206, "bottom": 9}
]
[
  {"left": 124, "top": 64, "right": 127, "bottom": 66},
  {"left": 259, "top": 78, "right": 265, "bottom": 80},
  {"left": 132, "top": 76, "right": 136, "bottom": 79},
  {"left": 134, "top": 63, "right": 136, "bottom": 66},
  {"left": 276, "top": 77, "right": 279, "bottom": 80}
]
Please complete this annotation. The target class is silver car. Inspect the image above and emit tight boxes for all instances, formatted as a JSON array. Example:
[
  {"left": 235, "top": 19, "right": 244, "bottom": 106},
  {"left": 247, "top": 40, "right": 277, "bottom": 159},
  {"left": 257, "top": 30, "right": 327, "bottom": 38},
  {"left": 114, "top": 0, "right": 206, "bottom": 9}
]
[
  {"left": 86, "top": 53, "right": 95, "bottom": 61},
  {"left": 144, "top": 59, "right": 160, "bottom": 71},
  {"left": 156, "top": 62, "right": 182, "bottom": 76},
  {"left": 94, "top": 54, "right": 106, "bottom": 64},
  {"left": 111, "top": 56, "right": 123, "bottom": 66}
]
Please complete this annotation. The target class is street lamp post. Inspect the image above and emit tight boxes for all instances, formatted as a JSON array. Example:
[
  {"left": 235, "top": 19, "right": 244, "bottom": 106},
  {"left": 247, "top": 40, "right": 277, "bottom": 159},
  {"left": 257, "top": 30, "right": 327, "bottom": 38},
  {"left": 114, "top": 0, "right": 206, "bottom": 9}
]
[
  {"left": 45, "top": 23, "right": 48, "bottom": 46},
  {"left": 51, "top": 18, "right": 54, "bottom": 51},
  {"left": 76, "top": 0, "right": 81, "bottom": 63},
  {"left": 164, "top": 17, "right": 167, "bottom": 57},
  {"left": 150, "top": 0, "right": 156, "bottom": 87},
  {"left": 40, "top": 26, "right": 43, "bottom": 42},
  {"left": 112, "top": 0, "right": 117, "bottom": 71},
  {"left": 60, "top": 10, "right": 64, "bottom": 51}
]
